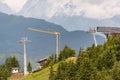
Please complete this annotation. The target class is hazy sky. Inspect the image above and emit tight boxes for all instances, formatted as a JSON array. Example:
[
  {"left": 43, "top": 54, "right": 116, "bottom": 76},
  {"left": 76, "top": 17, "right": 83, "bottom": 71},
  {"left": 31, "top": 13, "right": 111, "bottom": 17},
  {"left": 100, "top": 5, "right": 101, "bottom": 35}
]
[
  {"left": 1, "top": 0, "right": 27, "bottom": 12},
  {"left": 41, "top": 0, "right": 120, "bottom": 19},
  {"left": 1, "top": 0, "right": 120, "bottom": 20}
]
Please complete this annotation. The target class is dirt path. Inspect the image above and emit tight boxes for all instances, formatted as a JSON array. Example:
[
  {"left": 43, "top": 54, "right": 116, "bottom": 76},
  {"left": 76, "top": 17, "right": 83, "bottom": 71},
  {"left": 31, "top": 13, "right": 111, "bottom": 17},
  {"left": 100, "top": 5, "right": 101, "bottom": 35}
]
[{"left": 9, "top": 73, "right": 24, "bottom": 80}]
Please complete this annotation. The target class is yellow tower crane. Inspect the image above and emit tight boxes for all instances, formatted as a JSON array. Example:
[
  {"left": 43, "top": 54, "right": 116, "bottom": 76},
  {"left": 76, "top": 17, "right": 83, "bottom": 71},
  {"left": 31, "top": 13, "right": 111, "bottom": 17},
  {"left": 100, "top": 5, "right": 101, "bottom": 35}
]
[{"left": 28, "top": 27, "right": 60, "bottom": 58}]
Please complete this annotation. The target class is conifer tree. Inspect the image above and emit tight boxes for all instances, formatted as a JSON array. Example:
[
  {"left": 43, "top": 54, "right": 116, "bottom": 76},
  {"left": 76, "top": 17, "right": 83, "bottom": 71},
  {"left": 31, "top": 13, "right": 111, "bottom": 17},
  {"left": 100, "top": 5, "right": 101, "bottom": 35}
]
[
  {"left": 0, "top": 56, "right": 19, "bottom": 79},
  {"left": 27, "top": 61, "right": 32, "bottom": 72},
  {"left": 49, "top": 65, "right": 55, "bottom": 80},
  {"left": 59, "top": 45, "right": 75, "bottom": 61},
  {"left": 5, "top": 56, "right": 19, "bottom": 71}
]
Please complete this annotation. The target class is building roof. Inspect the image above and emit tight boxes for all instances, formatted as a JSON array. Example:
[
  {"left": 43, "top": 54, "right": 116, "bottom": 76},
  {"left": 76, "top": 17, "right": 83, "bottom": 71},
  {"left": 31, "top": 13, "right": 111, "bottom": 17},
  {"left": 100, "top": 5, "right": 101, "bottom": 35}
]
[
  {"left": 97, "top": 27, "right": 120, "bottom": 34},
  {"left": 12, "top": 67, "right": 18, "bottom": 69},
  {"left": 37, "top": 58, "right": 48, "bottom": 63}
]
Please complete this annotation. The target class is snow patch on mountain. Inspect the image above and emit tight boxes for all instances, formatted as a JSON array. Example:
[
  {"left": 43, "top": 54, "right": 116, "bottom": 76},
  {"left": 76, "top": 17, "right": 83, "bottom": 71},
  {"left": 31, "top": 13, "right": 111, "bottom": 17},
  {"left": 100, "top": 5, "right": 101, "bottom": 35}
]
[
  {"left": 0, "top": 1, "right": 13, "bottom": 14},
  {"left": 18, "top": 0, "right": 120, "bottom": 20}
]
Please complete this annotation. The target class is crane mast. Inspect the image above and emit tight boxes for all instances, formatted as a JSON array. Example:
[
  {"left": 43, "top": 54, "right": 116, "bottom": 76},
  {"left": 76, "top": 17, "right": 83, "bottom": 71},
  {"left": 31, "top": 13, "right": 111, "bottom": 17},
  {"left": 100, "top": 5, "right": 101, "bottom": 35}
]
[{"left": 28, "top": 27, "right": 60, "bottom": 58}]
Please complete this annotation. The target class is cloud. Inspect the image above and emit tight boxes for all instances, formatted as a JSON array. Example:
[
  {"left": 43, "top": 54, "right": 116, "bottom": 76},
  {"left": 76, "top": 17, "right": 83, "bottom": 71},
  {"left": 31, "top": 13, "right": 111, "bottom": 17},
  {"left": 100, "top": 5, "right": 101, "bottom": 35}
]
[
  {"left": 2, "top": 0, "right": 27, "bottom": 12},
  {"left": 80, "top": 0, "right": 120, "bottom": 19},
  {"left": 4, "top": 0, "right": 120, "bottom": 19},
  {"left": 41, "top": 0, "right": 120, "bottom": 19}
]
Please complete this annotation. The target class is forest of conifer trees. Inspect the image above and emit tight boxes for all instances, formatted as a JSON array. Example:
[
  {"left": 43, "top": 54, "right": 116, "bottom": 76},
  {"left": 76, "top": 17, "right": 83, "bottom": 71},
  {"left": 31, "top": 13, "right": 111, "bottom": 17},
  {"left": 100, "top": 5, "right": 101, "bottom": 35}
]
[{"left": 49, "top": 35, "right": 120, "bottom": 80}]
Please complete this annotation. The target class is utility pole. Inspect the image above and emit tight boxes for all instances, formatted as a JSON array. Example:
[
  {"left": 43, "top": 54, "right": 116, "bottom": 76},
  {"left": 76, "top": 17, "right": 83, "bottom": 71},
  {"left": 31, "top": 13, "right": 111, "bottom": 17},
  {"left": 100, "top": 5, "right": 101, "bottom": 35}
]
[
  {"left": 19, "top": 37, "right": 31, "bottom": 76},
  {"left": 88, "top": 28, "right": 97, "bottom": 46}
]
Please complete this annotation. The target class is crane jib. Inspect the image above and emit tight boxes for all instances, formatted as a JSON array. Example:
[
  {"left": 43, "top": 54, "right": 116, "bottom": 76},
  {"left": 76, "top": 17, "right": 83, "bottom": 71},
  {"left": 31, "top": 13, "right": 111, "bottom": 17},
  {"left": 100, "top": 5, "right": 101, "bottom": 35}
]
[{"left": 28, "top": 28, "right": 60, "bottom": 35}]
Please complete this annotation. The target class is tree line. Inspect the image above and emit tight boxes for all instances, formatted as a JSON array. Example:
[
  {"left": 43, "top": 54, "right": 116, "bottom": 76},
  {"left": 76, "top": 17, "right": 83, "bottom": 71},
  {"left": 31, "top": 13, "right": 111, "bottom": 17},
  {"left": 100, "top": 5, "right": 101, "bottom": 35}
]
[
  {"left": 49, "top": 35, "right": 120, "bottom": 80},
  {"left": 0, "top": 56, "right": 19, "bottom": 80},
  {"left": 0, "top": 56, "right": 32, "bottom": 80},
  {"left": 41, "top": 45, "right": 76, "bottom": 69}
]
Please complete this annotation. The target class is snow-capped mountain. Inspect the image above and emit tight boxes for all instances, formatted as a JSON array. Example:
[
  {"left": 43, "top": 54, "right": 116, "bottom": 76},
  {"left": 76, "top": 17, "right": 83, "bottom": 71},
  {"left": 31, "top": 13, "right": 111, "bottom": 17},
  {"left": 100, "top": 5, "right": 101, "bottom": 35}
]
[
  {"left": 18, "top": 0, "right": 120, "bottom": 19},
  {"left": 17, "top": 0, "right": 120, "bottom": 31},
  {"left": 0, "top": 1, "right": 13, "bottom": 14},
  {"left": 18, "top": 0, "right": 50, "bottom": 19},
  {"left": 0, "top": 0, "right": 120, "bottom": 31},
  {"left": 49, "top": 15, "right": 120, "bottom": 31},
  {"left": 18, "top": 0, "right": 76, "bottom": 20}
]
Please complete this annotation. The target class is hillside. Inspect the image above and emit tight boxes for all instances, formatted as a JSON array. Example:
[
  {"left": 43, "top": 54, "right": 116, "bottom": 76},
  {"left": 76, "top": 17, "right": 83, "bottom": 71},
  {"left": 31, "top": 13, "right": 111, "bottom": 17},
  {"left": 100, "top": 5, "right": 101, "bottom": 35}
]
[
  {"left": 19, "top": 63, "right": 59, "bottom": 80},
  {"left": 18, "top": 35, "right": 120, "bottom": 80},
  {"left": 11, "top": 57, "right": 76, "bottom": 80},
  {"left": 0, "top": 12, "right": 105, "bottom": 69}
]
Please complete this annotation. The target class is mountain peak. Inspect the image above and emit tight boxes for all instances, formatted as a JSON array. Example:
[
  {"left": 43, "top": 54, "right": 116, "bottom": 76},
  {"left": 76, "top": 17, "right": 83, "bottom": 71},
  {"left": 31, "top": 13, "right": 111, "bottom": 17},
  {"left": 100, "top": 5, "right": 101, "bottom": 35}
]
[{"left": 0, "top": 1, "right": 13, "bottom": 14}]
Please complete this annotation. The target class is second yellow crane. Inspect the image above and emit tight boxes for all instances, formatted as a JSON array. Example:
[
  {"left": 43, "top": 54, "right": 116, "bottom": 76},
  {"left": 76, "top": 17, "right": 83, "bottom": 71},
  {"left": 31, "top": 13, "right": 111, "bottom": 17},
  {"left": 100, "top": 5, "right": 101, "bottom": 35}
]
[{"left": 28, "top": 27, "right": 60, "bottom": 58}]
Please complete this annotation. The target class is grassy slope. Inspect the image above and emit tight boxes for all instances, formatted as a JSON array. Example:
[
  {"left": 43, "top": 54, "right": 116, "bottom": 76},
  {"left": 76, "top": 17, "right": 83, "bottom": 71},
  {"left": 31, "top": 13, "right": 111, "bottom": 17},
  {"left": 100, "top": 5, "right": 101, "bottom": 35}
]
[
  {"left": 19, "top": 63, "right": 59, "bottom": 80},
  {"left": 9, "top": 57, "right": 76, "bottom": 80}
]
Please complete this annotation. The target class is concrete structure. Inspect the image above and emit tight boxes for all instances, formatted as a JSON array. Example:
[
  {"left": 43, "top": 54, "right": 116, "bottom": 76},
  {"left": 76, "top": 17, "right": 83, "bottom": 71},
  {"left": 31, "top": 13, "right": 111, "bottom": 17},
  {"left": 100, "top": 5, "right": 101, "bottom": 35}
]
[
  {"left": 87, "top": 27, "right": 97, "bottom": 46},
  {"left": 97, "top": 27, "right": 120, "bottom": 33},
  {"left": 97, "top": 27, "right": 120, "bottom": 37}
]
